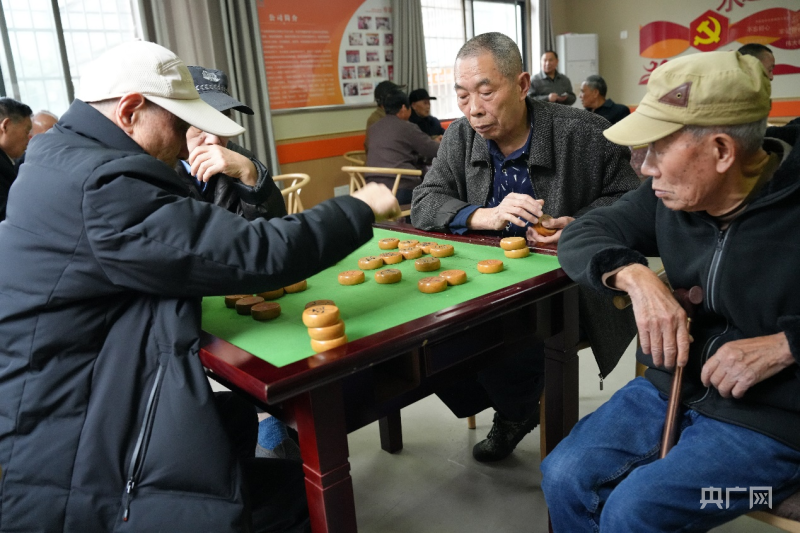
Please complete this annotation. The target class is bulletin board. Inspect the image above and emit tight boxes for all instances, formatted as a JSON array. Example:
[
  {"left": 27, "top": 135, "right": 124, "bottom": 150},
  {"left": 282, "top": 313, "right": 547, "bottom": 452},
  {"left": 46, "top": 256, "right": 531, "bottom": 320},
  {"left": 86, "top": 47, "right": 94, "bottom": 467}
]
[{"left": 257, "top": 0, "right": 395, "bottom": 110}]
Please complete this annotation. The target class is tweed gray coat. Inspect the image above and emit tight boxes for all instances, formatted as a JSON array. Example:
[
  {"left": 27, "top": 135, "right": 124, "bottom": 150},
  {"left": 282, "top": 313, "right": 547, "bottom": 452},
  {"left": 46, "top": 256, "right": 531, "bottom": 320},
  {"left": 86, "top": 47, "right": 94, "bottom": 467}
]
[{"left": 411, "top": 97, "right": 639, "bottom": 377}]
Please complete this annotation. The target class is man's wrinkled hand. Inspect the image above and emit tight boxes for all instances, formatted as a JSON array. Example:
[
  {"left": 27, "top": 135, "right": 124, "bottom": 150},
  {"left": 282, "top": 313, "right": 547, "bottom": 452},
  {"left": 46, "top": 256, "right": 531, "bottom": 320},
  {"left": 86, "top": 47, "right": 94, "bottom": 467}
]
[
  {"left": 612, "top": 264, "right": 691, "bottom": 370},
  {"left": 351, "top": 183, "right": 401, "bottom": 222},
  {"left": 701, "top": 333, "right": 794, "bottom": 399},
  {"left": 525, "top": 215, "right": 574, "bottom": 244},
  {"left": 188, "top": 145, "right": 257, "bottom": 187},
  {"left": 469, "top": 194, "right": 544, "bottom": 231}
]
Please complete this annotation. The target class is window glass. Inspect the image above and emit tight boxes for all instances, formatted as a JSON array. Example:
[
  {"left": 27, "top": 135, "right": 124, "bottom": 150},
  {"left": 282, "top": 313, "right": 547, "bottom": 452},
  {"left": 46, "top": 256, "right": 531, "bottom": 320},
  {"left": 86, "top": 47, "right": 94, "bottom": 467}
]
[
  {"left": 421, "top": 0, "right": 527, "bottom": 121},
  {"left": 0, "top": 0, "right": 142, "bottom": 116},
  {"left": 420, "top": 0, "right": 466, "bottom": 121}
]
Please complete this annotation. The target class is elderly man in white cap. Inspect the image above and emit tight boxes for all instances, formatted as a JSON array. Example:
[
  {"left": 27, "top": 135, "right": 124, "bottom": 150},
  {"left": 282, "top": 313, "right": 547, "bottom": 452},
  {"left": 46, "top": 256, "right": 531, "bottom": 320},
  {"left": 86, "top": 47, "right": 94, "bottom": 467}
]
[
  {"left": 541, "top": 51, "right": 800, "bottom": 531},
  {"left": 0, "top": 40, "right": 398, "bottom": 533}
]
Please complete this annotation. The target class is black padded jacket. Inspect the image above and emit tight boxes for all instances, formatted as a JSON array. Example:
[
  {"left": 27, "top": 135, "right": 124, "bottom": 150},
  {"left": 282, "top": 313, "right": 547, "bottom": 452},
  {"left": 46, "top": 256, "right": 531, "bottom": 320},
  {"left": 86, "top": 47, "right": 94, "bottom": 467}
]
[{"left": 0, "top": 99, "right": 374, "bottom": 531}]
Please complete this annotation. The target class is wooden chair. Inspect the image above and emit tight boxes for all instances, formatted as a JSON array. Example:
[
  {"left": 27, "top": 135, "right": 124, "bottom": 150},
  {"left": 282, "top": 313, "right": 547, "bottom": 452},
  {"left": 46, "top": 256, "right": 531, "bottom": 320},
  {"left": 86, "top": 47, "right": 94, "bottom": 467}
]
[
  {"left": 272, "top": 173, "right": 310, "bottom": 215},
  {"left": 341, "top": 165, "right": 422, "bottom": 218},
  {"left": 343, "top": 150, "right": 366, "bottom": 165}
]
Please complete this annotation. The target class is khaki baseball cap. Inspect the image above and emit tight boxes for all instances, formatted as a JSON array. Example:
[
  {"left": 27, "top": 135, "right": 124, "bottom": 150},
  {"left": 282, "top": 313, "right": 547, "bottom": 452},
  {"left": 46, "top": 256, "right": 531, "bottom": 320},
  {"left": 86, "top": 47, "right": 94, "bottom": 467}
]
[
  {"left": 604, "top": 51, "right": 770, "bottom": 146},
  {"left": 77, "top": 41, "right": 245, "bottom": 138}
]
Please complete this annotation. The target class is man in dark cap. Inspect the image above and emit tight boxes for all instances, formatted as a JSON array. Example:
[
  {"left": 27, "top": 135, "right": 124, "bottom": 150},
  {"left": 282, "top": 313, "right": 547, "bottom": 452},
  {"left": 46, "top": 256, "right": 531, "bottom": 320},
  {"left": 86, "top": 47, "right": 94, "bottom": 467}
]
[
  {"left": 408, "top": 88, "right": 445, "bottom": 138},
  {"left": 180, "top": 65, "right": 286, "bottom": 221},
  {"left": 366, "top": 80, "right": 406, "bottom": 131}
]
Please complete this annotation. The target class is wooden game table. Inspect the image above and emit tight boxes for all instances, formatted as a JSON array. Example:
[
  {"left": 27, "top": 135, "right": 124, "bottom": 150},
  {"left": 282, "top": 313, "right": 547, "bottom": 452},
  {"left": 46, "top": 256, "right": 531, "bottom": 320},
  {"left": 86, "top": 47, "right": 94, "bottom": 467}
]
[{"left": 199, "top": 222, "right": 580, "bottom": 533}]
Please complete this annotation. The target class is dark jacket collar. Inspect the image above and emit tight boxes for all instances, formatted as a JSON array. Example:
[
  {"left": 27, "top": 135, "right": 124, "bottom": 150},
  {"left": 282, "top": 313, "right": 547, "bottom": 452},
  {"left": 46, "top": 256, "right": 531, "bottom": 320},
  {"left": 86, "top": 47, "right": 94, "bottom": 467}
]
[{"left": 59, "top": 99, "right": 147, "bottom": 155}]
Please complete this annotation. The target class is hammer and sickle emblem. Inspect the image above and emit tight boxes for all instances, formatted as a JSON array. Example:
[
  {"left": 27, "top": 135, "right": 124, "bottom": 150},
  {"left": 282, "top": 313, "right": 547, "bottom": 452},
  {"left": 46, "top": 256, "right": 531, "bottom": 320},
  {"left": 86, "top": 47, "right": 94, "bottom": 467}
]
[{"left": 694, "top": 16, "right": 721, "bottom": 46}]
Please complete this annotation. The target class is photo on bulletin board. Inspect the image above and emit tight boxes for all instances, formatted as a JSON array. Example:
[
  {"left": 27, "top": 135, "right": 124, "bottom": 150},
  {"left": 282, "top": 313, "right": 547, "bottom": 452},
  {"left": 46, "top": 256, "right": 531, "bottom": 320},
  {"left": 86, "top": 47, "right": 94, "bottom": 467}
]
[{"left": 258, "top": 0, "right": 394, "bottom": 110}]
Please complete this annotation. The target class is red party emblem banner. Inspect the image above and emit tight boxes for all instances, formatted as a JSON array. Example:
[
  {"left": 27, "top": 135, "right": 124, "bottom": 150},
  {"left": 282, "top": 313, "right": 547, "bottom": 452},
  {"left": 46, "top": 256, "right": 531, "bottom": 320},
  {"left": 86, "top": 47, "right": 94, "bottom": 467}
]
[
  {"left": 639, "top": 7, "right": 800, "bottom": 84},
  {"left": 641, "top": 8, "right": 800, "bottom": 57}
]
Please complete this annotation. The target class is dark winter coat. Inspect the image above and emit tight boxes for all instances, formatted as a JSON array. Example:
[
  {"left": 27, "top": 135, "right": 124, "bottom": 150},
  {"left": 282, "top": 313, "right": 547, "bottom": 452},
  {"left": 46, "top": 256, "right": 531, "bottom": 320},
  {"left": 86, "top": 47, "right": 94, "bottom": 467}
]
[
  {"left": 559, "top": 137, "right": 800, "bottom": 451},
  {"left": 0, "top": 99, "right": 374, "bottom": 531}
]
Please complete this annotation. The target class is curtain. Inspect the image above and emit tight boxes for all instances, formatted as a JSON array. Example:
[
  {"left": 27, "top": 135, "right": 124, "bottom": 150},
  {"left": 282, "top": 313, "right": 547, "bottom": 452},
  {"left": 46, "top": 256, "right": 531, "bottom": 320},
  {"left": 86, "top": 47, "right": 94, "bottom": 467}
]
[
  {"left": 137, "top": 0, "right": 278, "bottom": 175},
  {"left": 391, "top": 0, "right": 429, "bottom": 91},
  {"left": 538, "top": 0, "right": 555, "bottom": 54}
]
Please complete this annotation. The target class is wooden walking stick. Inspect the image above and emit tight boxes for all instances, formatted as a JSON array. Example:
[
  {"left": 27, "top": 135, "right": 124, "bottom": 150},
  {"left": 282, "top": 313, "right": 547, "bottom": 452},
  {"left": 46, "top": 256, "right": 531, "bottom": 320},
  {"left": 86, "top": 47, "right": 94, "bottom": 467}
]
[{"left": 659, "top": 286, "right": 703, "bottom": 458}]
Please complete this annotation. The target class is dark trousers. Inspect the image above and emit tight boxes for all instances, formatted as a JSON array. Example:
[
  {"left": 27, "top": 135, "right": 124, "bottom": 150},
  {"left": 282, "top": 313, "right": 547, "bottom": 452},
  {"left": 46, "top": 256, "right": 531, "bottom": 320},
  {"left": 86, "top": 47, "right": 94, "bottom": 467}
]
[
  {"left": 216, "top": 392, "right": 310, "bottom": 533},
  {"left": 435, "top": 341, "right": 545, "bottom": 422}
]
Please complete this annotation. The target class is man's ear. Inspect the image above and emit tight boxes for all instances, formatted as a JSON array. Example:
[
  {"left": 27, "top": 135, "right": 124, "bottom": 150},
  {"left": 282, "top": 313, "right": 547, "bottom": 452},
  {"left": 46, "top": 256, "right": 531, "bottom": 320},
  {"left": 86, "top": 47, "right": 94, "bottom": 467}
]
[
  {"left": 712, "top": 133, "right": 737, "bottom": 174},
  {"left": 0, "top": 117, "right": 10, "bottom": 135},
  {"left": 518, "top": 72, "right": 531, "bottom": 100},
  {"left": 114, "top": 93, "right": 148, "bottom": 136}
]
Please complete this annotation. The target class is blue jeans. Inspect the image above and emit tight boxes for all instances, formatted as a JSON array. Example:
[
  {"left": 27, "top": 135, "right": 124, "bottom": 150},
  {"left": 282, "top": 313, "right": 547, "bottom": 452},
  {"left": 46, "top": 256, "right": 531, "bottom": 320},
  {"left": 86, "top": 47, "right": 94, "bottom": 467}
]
[{"left": 541, "top": 377, "right": 800, "bottom": 532}]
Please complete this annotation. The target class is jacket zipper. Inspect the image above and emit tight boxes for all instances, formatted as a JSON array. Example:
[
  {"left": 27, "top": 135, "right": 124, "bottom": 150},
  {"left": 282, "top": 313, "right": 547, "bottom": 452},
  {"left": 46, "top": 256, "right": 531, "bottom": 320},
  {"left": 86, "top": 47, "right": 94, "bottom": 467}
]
[
  {"left": 688, "top": 321, "right": 730, "bottom": 405},
  {"left": 122, "top": 363, "right": 165, "bottom": 522},
  {"left": 689, "top": 224, "right": 730, "bottom": 404},
  {"left": 705, "top": 228, "right": 728, "bottom": 312}
]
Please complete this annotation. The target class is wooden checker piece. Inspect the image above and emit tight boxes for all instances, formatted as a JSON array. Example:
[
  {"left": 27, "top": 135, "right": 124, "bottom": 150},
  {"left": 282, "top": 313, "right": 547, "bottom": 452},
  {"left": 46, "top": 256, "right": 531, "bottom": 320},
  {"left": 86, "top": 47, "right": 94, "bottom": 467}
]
[{"left": 414, "top": 256, "right": 441, "bottom": 272}]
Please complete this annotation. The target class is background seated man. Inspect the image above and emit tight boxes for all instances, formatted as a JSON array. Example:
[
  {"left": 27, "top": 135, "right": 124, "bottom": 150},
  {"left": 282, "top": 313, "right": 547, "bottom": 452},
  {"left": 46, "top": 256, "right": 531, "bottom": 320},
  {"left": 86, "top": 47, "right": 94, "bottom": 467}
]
[
  {"left": 0, "top": 97, "right": 32, "bottom": 221},
  {"left": 579, "top": 74, "right": 630, "bottom": 125},
  {"left": 529, "top": 50, "right": 575, "bottom": 105},
  {"left": 543, "top": 51, "right": 800, "bottom": 531},
  {"left": 366, "top": 79, "right": 405, "bottom": 132},
  {"left": 738, "top": 42, "right": 775, "bottom": 81},
  {"left": 411, "top": 32, "right": 638, "bottom": 463},
  {"left": 30, "top": 110, "right": 58, "bottom": 137},
  {"left": 366, "top": 89, "right": 440, "bottom": 204},
  {"left": 180, "top": 65, "right": 286, "bottom": 222},
  {"left": 408, "top": 88, "right": 445, "bottom": 139}
]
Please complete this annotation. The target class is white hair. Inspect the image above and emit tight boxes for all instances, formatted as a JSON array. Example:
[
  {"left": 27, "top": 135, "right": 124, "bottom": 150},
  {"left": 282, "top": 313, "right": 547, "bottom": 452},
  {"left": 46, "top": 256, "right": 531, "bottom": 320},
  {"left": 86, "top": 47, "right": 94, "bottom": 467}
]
[{"left": 683, "top": 118, "right": 767, "bottom": 156}]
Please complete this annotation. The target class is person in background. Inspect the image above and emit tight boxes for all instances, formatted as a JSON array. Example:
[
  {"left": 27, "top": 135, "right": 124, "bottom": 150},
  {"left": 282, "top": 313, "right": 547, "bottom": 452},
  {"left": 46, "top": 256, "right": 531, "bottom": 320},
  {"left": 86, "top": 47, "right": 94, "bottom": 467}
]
[
  {"left": 408, "top": 88, "right": 445, "bottom": 139},
  {"left": 579, "top": 74, "right": 631, "bottom": 125},
  {"left": 181, "top": 65, "right": 287, "bottom": 222},
  {"left": 30, "top": 110, "right": 58, "bottom": 137},
  {"left": 366, "top": 89, "right": 440, "bottom": 204},
  {"left": 543, "top": 50, "right": 800, "bottom": 532},
  {"left": 366, "top": 79, "right": 406, "bottom": 131},
  {"left": 738, "top": 42, "right": 775, "bottom": 81},
  {"left": 529, "top": 50, "right": 576, "bottom": 105},
  {"left": 411, "top": 32, "right": 638, "bottom": 463},
  {"left": 0, "top": 97, "right": 32, "bottom": 221},
  {"left": 0, "top": 40, "right": 399, "bottom": 533}
]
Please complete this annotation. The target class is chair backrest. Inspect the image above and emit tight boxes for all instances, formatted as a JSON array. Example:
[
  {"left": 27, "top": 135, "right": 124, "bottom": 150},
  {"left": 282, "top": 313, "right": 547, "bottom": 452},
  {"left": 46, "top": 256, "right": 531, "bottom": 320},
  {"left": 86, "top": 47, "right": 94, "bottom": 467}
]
[
  {"left": 273, "top": 173, "right": 311, "bottom": 215},
  {"left": 343, "top": 150, "right": 366, "bottom": 165},
  {"left": 341, "top": 166, "right": 422, "bottom": 218}
]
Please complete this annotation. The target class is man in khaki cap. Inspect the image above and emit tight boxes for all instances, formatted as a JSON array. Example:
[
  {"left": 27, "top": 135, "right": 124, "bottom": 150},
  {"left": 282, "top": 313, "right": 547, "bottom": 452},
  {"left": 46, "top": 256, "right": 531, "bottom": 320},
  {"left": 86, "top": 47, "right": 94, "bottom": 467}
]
[
  {"left": 0, "top": 40, "right": 398, "bottom": 533},
  {"left": 541, "top": 51, "right": 800, "bottom": 531}
]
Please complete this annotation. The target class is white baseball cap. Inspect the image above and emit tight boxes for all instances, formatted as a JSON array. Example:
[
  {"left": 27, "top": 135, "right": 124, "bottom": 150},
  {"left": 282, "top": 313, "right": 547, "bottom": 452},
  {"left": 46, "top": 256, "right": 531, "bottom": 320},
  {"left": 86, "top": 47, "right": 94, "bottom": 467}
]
[{"left": 77, "top": 40, "right": 245, "bottom": 138}]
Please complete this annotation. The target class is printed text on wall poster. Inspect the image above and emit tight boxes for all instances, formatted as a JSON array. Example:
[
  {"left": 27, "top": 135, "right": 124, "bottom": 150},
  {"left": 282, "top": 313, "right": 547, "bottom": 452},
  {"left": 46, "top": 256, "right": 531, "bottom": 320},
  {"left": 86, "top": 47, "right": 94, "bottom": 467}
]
[{"left": 257, "top": 0, "right": 393, "bottom": 110}]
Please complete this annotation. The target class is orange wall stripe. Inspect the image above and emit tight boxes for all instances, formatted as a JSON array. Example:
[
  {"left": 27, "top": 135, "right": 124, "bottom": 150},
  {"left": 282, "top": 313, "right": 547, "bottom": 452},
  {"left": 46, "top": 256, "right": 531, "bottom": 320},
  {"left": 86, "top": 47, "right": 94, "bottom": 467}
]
[
  {"left": 275, "top": 99, "right": 800, "bottom": 165},
  {"left": 277, "top": 119, "right": 456, "bottom": 165},
  {"left": 276, "top": 134, "right": 366, "bottom": 165},
  {"left": 770, "top": 100, "right": 800, "bottom": 118}
]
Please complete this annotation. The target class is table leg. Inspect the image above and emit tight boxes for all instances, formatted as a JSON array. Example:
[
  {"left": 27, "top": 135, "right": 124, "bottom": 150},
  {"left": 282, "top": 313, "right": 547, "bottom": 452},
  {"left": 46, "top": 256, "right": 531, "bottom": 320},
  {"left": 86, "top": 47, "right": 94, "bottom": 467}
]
[
  {"left": 542, "top": 285, "right": 580, "bottom": 457},
  {"left": 378, "top": 410, "right": 403, "bottom": 453},
  {"left": 290, "top": 381, "right": 358, "bottom": 533}
]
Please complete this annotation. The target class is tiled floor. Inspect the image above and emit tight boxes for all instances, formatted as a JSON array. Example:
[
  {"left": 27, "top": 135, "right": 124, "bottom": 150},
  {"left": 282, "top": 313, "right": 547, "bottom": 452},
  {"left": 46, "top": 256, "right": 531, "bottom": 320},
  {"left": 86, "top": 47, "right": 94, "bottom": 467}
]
[{"left": 346, "top": 339, "right": 782, "bottom": 532}]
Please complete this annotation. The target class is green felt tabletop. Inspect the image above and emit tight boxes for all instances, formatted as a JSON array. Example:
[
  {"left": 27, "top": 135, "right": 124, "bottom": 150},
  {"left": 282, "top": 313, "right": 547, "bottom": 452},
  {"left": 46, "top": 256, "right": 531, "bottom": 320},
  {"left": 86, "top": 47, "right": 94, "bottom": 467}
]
[{"left": 201, "top": 228, "right": 560, "bottom": 367}]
